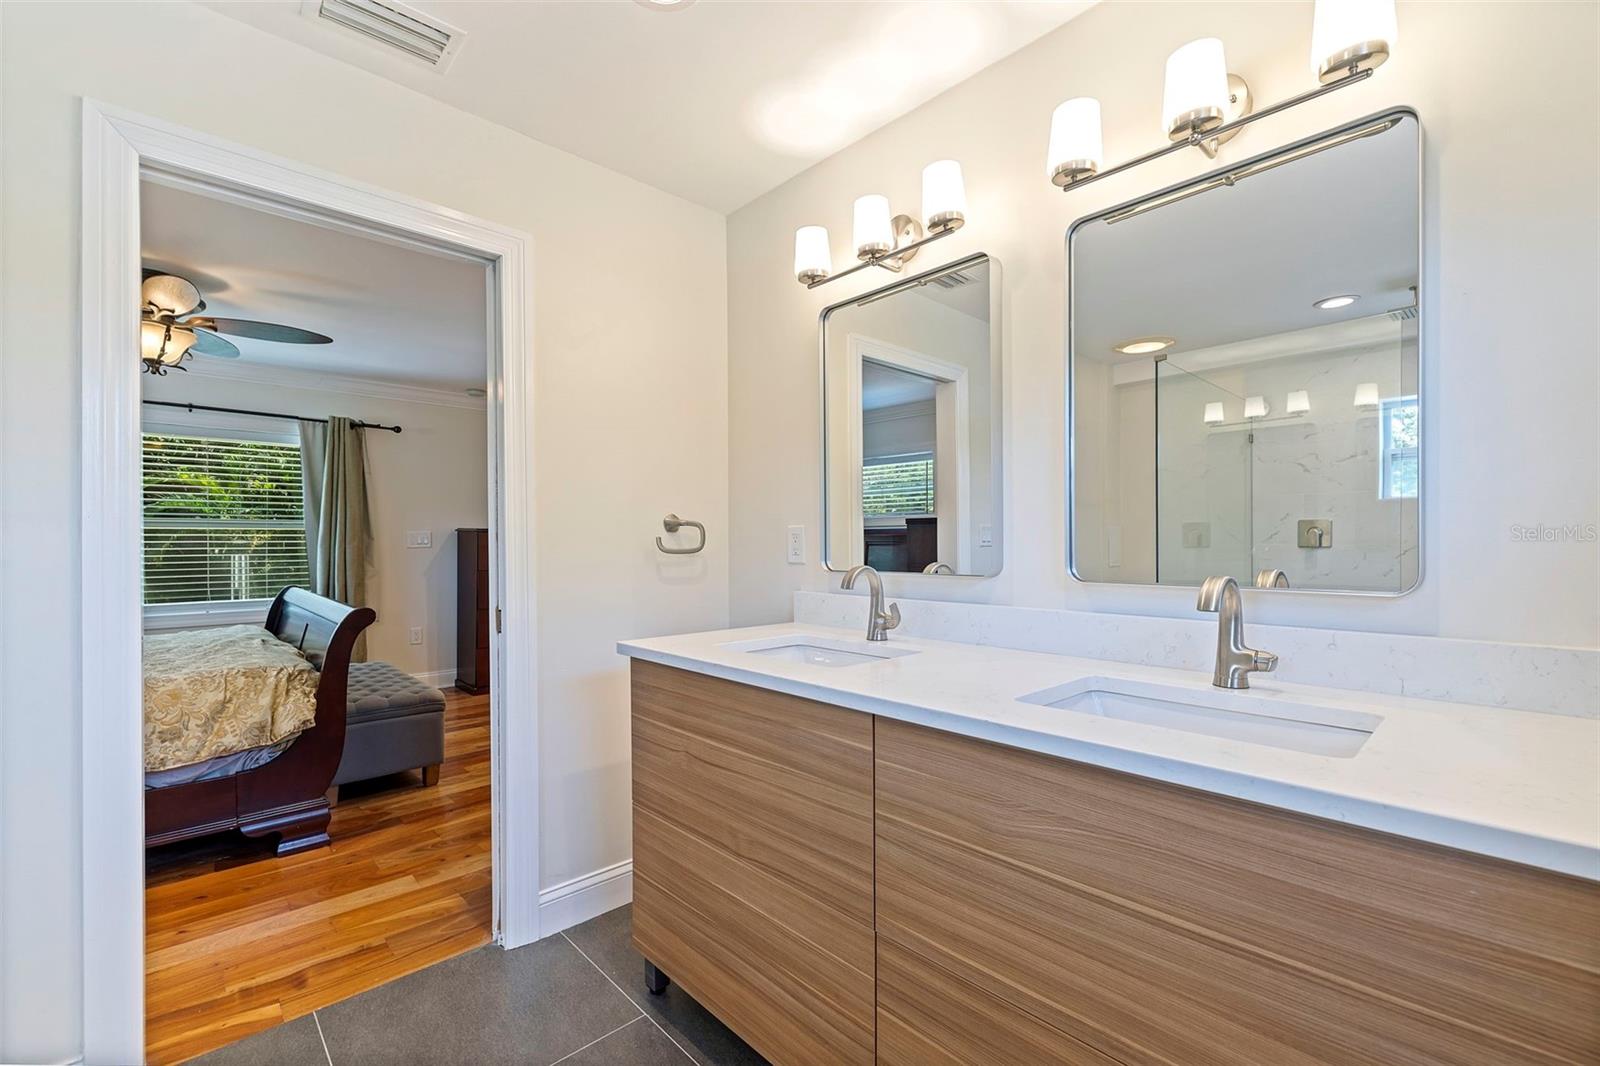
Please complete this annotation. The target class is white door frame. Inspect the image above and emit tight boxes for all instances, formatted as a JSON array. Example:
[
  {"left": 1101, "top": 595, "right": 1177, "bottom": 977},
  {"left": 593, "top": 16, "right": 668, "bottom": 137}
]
[{"left": 79, "top": 99, "right": 540, "bottom": 1065}]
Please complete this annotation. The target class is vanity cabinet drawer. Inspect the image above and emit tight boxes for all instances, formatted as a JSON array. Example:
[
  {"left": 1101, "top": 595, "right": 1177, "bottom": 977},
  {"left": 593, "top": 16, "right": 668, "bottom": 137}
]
[
  {"left": 874, "top": 717, "right": 1600, "bottom": 1066},
  {"left": 630, "top": 661, "right": 875, "bottom": 1066}
]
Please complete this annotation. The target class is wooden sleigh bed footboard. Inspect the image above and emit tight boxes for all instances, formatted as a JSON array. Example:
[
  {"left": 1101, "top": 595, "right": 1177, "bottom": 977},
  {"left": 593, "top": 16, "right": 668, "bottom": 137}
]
[{"left": 144, "top": 587, "right": 376, "bottom": 856}]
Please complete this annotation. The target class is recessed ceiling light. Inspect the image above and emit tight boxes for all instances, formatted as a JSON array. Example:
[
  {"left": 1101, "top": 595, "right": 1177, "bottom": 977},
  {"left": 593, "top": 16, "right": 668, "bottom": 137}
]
[
  {"left": 1113, "top": 336, "right": 1176, "bottom": 355},
  {"left": 1314, "top": 294, "right": 1359, "bottom": 310},
  {"left": 634, "top": 0, "right": 695, "bottom": 8}
]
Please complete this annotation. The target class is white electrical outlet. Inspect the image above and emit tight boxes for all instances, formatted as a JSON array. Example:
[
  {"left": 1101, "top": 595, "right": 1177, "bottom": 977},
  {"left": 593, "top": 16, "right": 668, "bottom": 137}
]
[
  {"left": 786, "top": 525, "right": 806, "bottom": 564},
  {"left": 405, "top": 530, "right": 432, "bottom": 549},
  {"left": 408, "top": 626, "right": 423, "bottom": 645},
  {"left": 978, "top": 523, "right": 994, "bottom": 548}
]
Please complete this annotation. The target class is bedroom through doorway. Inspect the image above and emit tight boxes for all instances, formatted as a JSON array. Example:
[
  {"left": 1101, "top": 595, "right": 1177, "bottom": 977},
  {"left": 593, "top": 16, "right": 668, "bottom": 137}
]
[{"left": 136, "top": 177, "right": 500, "bottom": 1065}]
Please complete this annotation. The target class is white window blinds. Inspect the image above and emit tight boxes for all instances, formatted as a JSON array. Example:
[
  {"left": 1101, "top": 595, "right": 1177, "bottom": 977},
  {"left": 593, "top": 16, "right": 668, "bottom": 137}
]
[
  {"left": 862, "top": 453, "right": 935, "bottom": 517},
  {"left": 142, "top": 433, "right": 310, "bottom": 605}
]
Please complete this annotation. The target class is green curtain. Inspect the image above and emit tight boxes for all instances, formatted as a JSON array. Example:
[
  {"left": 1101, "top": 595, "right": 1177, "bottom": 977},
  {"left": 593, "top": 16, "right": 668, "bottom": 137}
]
[{"left": 299, "top": 417, "right": 373, "bottom": 660}]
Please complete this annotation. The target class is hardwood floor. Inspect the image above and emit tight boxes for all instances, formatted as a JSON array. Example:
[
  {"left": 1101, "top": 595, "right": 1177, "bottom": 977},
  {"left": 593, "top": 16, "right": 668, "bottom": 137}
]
[{"left": 145, "top": 688, "right": 492, "bottom": 1064}]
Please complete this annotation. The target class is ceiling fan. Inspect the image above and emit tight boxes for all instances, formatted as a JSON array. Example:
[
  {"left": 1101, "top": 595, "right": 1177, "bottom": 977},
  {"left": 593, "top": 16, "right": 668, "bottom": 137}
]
[{"left": 140, "top": 269, "right": 333, "bottom": 375}]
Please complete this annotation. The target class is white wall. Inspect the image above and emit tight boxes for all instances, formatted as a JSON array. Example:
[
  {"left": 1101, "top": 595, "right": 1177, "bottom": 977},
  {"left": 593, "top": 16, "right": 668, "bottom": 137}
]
[
  {"left": 728, "top": 1, "right": 1599, "bottom": 650},
  {"left": 141, "top": 369, "right": 491, "bottom": 678},
  {"left": 0, "top": 3, "right": 728, "bottom": 1061}
]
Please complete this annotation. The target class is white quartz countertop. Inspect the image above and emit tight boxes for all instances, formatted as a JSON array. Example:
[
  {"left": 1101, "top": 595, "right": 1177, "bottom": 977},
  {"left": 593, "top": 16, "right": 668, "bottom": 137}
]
[{"left": 619, "top": 623, "right": 1600, "bottom": 882}]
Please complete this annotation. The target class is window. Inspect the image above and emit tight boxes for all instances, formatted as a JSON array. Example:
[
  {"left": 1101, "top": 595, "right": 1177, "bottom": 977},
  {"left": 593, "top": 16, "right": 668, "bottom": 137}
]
[
  {"left": 863, "top": 452, "right": 935, "bottom": 517},
  {"left": 1379, "top": 397, "right": 1419, "bottom": 499},
  {"left": 142, "top": 433, "right": 310, "bottom": 606}
]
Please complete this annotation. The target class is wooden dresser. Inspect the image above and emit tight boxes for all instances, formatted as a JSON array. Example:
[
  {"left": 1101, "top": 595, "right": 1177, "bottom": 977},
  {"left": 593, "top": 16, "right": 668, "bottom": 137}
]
[{"left": 454, "top": 528, "right": 491, "bottom": 695}]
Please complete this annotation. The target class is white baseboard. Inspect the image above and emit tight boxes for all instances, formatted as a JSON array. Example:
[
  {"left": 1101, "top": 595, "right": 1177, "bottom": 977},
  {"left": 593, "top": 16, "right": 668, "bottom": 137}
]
[
  {"left": 412, "top": 668, "right": 458, "bottom": 689},
  {"left": 538, "top": 859, "right": 633, "bottom": 935}
]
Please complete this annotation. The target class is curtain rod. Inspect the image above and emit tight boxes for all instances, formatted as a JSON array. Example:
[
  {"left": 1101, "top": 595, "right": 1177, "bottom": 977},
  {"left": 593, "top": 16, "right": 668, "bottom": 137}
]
[{"left": 142, "top": 400, "right": 402, "bottom": 434}]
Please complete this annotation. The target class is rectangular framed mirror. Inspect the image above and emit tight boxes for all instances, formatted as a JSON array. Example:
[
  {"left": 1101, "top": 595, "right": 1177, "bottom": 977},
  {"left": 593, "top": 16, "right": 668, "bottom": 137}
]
[
  {"left": 1069, "top": 109, "right": 1420, "bottom": 595},
  {"left": 822, "top": 253, "right": 1003, "bottom": 577}
]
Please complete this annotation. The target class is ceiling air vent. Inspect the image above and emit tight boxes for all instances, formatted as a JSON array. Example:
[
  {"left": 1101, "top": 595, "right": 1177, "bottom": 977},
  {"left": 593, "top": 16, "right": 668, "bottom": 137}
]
[{"left": 302, "top": 0, "right": 466, "bottom": 72}]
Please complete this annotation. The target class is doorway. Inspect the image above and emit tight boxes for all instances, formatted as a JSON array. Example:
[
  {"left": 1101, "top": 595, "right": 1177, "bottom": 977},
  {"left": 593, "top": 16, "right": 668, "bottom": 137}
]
[{"left": 80, "top": 102, "right": 540, "bottom": 1065}]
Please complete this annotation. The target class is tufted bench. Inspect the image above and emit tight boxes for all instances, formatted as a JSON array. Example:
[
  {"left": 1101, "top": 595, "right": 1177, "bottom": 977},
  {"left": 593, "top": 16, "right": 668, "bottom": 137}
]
[{"left": 330, "top": 661, "right": 447, "bottom": 800}]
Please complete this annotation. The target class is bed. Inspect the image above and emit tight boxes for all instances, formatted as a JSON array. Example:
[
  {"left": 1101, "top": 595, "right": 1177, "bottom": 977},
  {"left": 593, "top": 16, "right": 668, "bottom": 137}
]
[{"left": 143, "top": 587, "right": 376, "bottom": 856}]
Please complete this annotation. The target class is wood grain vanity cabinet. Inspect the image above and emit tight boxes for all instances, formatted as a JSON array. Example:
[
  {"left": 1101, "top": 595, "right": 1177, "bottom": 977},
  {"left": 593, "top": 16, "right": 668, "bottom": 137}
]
[
  {"left": 629, "top": 663, "right": 1600, "bottom": 1066},
  {"left": 630, "top": 661, "right": 876, "bottom": 1065}
]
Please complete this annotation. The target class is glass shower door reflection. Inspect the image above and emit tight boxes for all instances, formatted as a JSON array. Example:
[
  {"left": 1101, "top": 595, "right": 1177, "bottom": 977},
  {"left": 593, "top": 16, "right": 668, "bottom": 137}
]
[{"left": 1155, "top": 360, "right": 1251, "bottom": 585}]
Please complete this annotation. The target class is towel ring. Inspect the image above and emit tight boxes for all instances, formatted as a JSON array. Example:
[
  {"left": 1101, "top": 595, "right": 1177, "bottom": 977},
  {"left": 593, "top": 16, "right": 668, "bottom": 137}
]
[{"left": 656, "top": 514, "right": 706, "bottom": 555}]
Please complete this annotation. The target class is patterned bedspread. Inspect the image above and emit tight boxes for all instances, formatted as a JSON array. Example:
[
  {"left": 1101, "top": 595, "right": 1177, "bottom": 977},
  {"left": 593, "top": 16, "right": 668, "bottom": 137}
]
[{"left": 143, "top": 624, "right": 319, "bottom": 772}]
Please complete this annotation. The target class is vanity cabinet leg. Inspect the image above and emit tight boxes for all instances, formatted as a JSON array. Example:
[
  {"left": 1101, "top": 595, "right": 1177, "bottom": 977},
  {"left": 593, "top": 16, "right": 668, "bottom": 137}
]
[{"left": 644, "top": 961, "right": 670, "bottom": 996}]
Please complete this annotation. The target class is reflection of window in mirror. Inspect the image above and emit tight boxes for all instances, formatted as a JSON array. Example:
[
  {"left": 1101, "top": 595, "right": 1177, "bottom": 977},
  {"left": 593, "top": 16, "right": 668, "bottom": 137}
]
[{"left": 1380, "top": 396, "right": 1418, "bottom": 499}]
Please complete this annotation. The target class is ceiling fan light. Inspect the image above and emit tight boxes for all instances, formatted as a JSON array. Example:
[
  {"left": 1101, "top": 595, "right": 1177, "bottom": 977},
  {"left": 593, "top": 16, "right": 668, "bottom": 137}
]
[
  {"left": 140, "top": 274, "right": 202, "bottom": 317},
  {"left": 141, "top": 321, "right": 197, "bottom": 366}
]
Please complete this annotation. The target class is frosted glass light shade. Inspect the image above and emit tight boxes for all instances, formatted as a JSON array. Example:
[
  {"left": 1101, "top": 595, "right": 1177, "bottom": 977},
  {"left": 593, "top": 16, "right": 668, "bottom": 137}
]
[
  {"left": 1311, "top": 0, "right": 1398, "bottom": 82},
  {"left": 853, "top": 195, "right": 894, "bottom": 259},
  {"left": 1163, "top": 38, "right": 1230, "bottom": 140},
  {"left": 140, "top": 320, "right": 196, "bottom": 366},
  {"left": 1048, "top": 97, "right": 1103, "bottom": 186},
  {"left": 1203, "top": 402, "right": 1225, "bottom": 425},
  {"left": 922, "top": 160, "right": 966, "bottom": 231},
  {"left": 1286, "top": 389, "right": 1311, "bottom": 414},
  {"left": 1353, "top": 382, "right": 1381, "bottom": 408},
  {"left": 794, "top": 226, "right": 832, "bottom": 284},
  {"left": 1244, "top": 395, "right": 1268, "bottom": 419}
]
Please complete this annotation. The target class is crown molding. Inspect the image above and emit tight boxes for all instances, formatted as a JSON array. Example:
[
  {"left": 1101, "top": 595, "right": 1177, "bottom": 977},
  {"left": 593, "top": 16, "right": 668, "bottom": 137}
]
[{"left": 177, "top": 356, "right": 488, "bottom": 410}]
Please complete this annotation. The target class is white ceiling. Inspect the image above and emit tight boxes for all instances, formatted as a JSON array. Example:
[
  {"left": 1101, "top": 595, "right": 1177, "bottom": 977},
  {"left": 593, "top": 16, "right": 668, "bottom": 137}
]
[
  {"left": 910, "top": 259, "right": 990, "bottom": 322},
  {"left": 203, "top": 0, "right": 1094, "bottom": 212},
  {"left": 862, "top": 360, "right": 938, "bottom": 411},
  {"left": 1073, "top": 114, "right": 1419, "bottom": 364},
  {"left": 141, "top": 180, "right": 489, "bottom": 392}
]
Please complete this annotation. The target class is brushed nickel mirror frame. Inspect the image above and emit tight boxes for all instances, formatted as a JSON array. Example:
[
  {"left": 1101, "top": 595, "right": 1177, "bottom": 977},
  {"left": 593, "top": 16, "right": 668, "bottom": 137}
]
[
  {"left": 1065, "top": 107, "right": 1423, "bottom": 598},
  {"left": 820, "top": 252, "right": 1005, "bottom": 578}
]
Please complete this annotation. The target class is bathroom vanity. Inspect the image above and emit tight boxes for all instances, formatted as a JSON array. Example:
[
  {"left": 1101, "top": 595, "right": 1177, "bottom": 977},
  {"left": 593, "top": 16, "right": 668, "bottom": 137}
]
[{"left": 621, "top": 626, "right": 1599, "bottom": 1066}]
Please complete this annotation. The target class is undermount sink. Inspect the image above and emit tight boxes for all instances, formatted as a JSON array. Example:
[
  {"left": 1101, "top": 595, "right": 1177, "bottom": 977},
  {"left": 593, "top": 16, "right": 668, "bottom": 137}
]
[
  {"left": 1019, "top": 678, "right": 1379, "bottom": 758},
  {"left": 721, "top": 635, "right": 919, "bottom": 668}
]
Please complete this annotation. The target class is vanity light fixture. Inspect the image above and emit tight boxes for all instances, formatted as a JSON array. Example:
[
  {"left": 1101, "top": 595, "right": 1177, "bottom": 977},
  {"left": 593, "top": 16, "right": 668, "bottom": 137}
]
[
  {"left": 794, "top": 225, "right": 833, "bottom": 286},
  {"left": 1315, "top": 294, "right": 1359, "bottom": 310},
  {"left": 1047, "top": 0, "right": 1396, "bottom": 193},
  {"left": 1047, "top": 97, "right": 1104, "bottom": 186},
  {"left": 1113, "top": 336, "right": 1175, "bottom": 355},
  {"left": 1244, "top": 395, "right": 1269, "bottom": 419},
  {"left": 1353, "top": 382, "right": 1381, "bottom": 408},
  {"left": 1203, "top": 401, "right": 1226, "bottom": 425},
  {"left": 922, "top": 159, "right": 967, "bottom": 232},
  {"left": 1286, "top": 389, "right": 1311, "bottom": 414},
  {"left": 853, "top": 195, "right": 895, "bottom": 259},
  {"left": 794, "top": 161, "right": 968, "bottom": 289}
]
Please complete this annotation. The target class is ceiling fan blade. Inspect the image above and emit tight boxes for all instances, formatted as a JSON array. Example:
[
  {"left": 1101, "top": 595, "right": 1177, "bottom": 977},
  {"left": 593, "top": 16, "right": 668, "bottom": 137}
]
[
  {"left": 189, "top": 329, "right": 241, "bottom": 359},
  {"left": 185, "top": 316, "right": 332, "bottom": 344}
]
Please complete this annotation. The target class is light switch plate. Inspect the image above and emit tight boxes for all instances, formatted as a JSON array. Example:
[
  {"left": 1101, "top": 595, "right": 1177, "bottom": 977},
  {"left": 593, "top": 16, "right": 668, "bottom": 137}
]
[
  {"left": 1182, "top": 522, "right": 1211, "bottom": 549},
  {"left": 786, "top": 525, "right": 806, "bottom": 564},
  {"left": 405, "top": 530, "right": 432, "bottom": 549},
  {"left": 408, "top": 626, "right": 423, "bottom": 645}
]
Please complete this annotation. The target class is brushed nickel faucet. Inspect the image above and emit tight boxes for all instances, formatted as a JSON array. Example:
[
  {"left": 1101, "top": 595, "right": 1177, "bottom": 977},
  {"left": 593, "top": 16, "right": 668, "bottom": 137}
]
[
  {"left": 1254, "top": 568, "right": 1290, "bottom": 588},
  {"left": 841, "top": 564, "right": 901, "bottom": 641},
  {"left": 1196, "top": 575, "right": 1278, "bottom": 689}
]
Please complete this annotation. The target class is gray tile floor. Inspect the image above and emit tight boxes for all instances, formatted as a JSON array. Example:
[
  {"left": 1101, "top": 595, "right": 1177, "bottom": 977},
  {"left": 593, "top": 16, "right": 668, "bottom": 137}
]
[{"left": 193, "top": 904, "right": 766, "bottom": 1066}]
